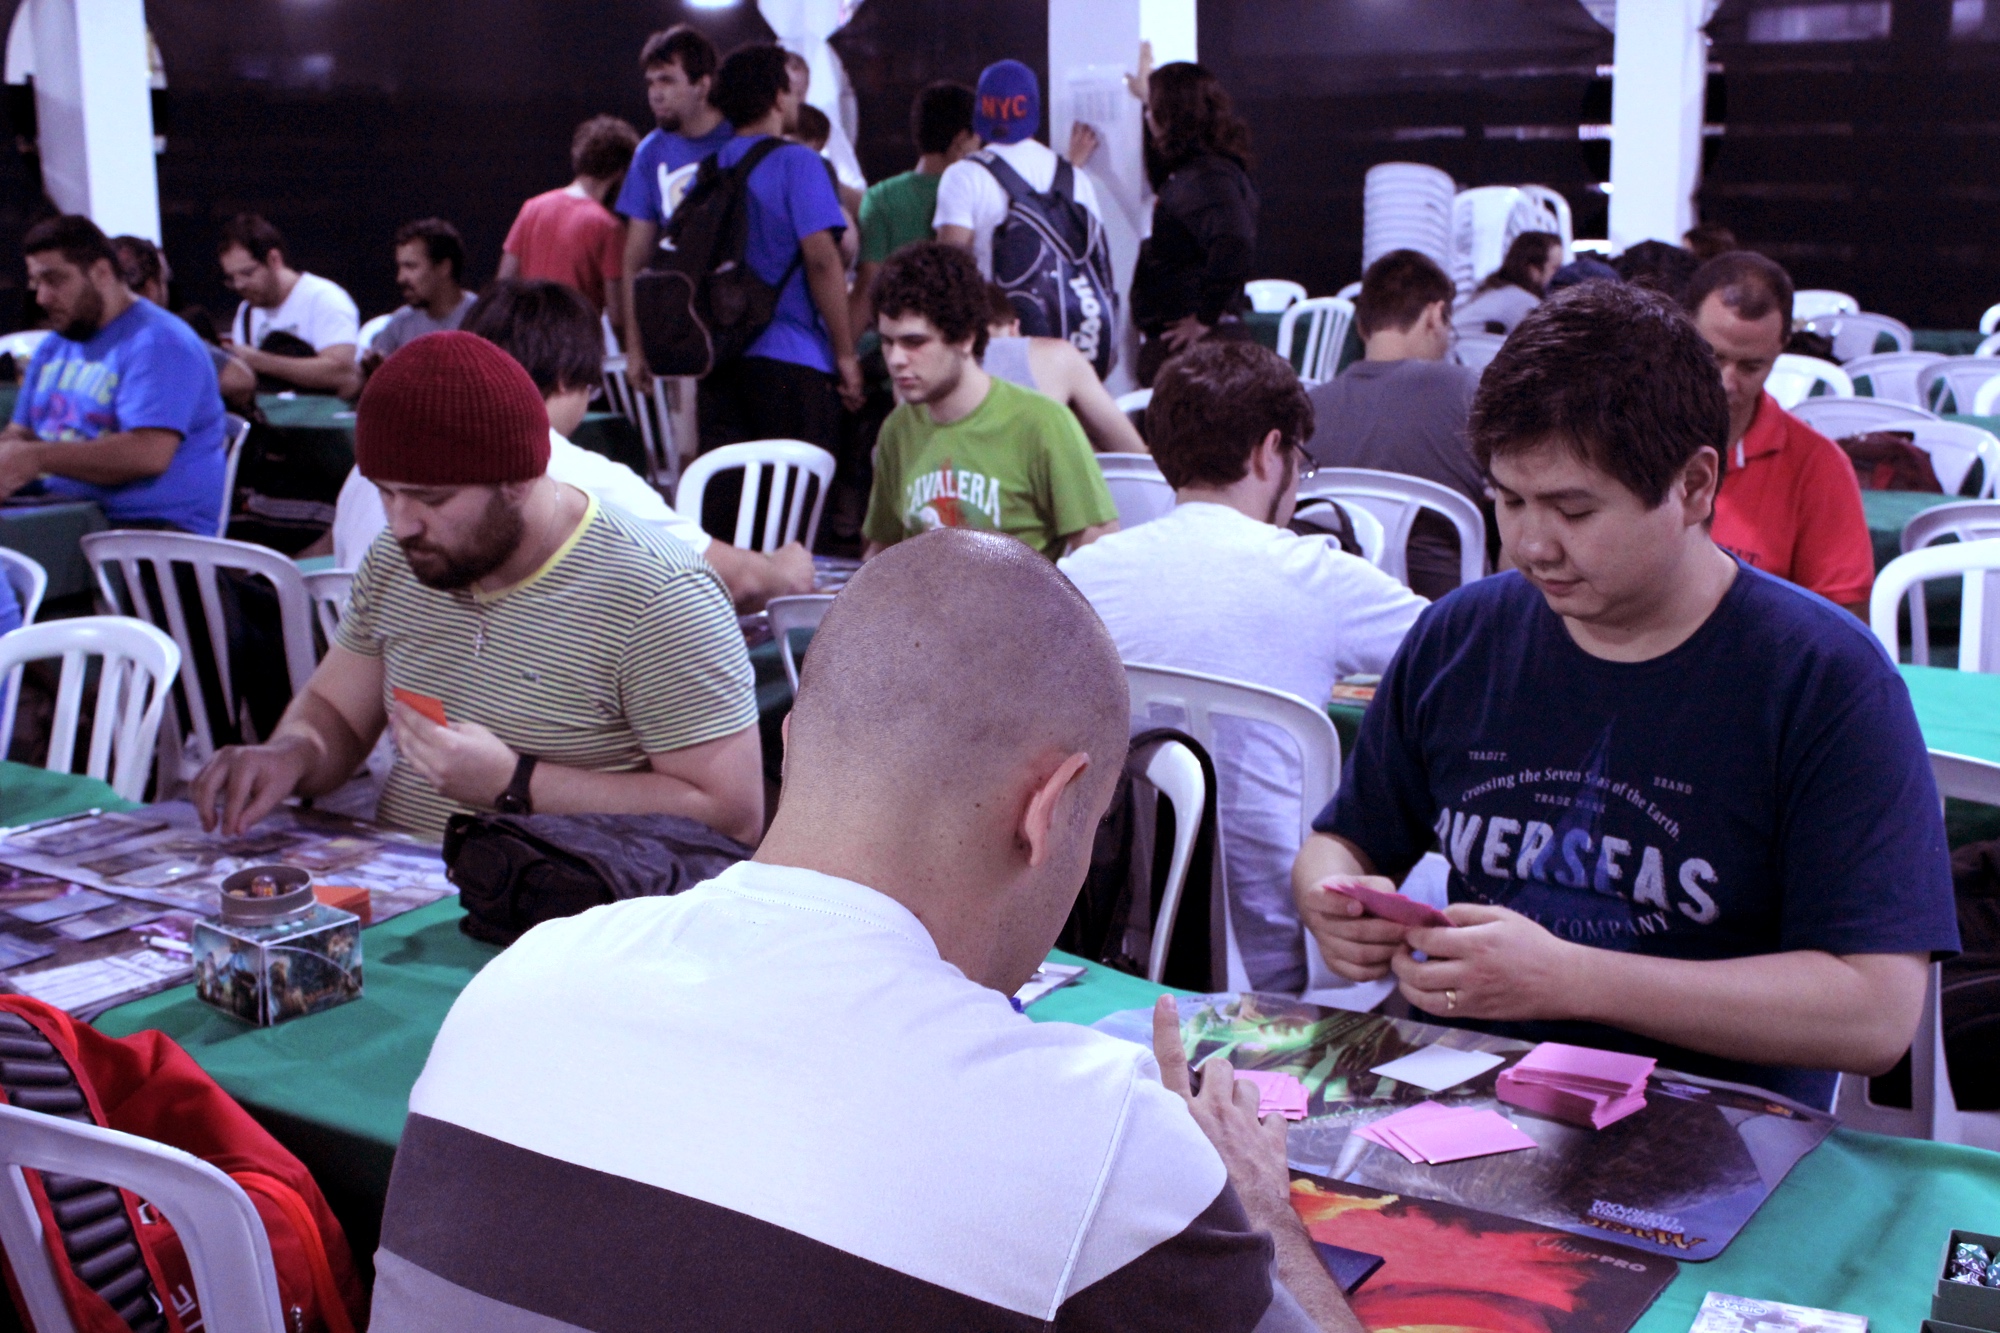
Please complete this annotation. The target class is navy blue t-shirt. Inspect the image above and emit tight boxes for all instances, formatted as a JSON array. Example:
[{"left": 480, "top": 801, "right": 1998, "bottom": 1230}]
[{"left": 1318, "top": 563, "right": 1958, "bottom": 1107}]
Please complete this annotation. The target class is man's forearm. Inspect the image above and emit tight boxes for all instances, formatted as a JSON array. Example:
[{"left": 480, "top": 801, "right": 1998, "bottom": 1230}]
[
  {"left": 622, "top": 222, "right": 657, "bottom": 361},
  {"left": 25, "top": 430, "right": 179, "bottom": 485},
  {"left": 532, "top": 754, "right": 763, "bottom": 844},
  {"left": 1292, "top": 832, "right": 1374, "bottom": 901},
  {"left": 1567, "top": 946, "right": 1927, "bottom": 1075},
  {"left": 244, "top": 347, "right": 357, "bottom": 395},
  {"left": 0, "top": 422, "right": 31, "bottom": 442},
  {"left": 275, "top": 690, "right": 376, "bottom": 797},
  {"left": 1268, "top": 1219, "right": 1365, "bottom": 1333},
  {"left": 804, "top": 250, "right": 855, "bottom": 361}
]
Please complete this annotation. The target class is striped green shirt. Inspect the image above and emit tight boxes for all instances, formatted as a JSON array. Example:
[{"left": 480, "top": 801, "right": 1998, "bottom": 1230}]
[{"left": 336, "top": 494, "right": 757, "bottom": 838}]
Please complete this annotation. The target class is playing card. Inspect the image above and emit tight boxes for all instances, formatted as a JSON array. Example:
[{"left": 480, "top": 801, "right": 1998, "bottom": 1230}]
[
  {"left": 0, "top": 933, "right": 56, "bottom": 969},
  {"left": 1323, "top": 881, "right": 1455, "bottom": 929},
  {"left": 52, "top": 901, "right": 163, "bottom": 941},
  {"left": 392, "top": 687, "right": 448, "bottom": 726},
  {"left": 8, "top": 887, "right": 119, "bottom": 923}
]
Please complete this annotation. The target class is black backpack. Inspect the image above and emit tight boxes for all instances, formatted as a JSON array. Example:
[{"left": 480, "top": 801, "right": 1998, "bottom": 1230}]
[
  {"left": 442, "top": 812, "right": 753, "bottom": 946},
  {"left": 632, "top": 136, "right": 798, "bottom": 378},
  {"left": 980, "top": 153, "right": 1120, "bottom": 380}
]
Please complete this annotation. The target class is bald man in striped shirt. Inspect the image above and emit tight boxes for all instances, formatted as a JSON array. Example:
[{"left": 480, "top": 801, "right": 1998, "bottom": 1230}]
[{"left": 192, "top": 333, "right": 762, "bottom": 844}]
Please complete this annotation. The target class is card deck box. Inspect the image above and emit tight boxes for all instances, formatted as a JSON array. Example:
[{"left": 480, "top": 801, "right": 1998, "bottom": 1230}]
[
  {"left": 1934, "top": 1230, "right": 2000, "bottom": 1331},
  {"left": 194, "top": 865, "right": 363, "bottom": 1026}
]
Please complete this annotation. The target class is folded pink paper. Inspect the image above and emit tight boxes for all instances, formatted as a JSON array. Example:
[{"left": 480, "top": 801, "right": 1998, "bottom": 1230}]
[
  {"left": 1356, "top": 1101, "right": 1536, "bottom": 1164},
  {"left": 1322, "top": 881, "right": 1454, "bottom": 929},
  {"left": 1234, "top": 1069, "right": 1311, "bottom": 1119}
]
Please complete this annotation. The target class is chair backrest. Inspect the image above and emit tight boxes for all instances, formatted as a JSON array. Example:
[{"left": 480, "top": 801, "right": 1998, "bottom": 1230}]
[
  {"left": 1130, "top": 737, "right": 1206, "bottom": 985},
  {"left": 1835, "top": 961, "right": 1956, "bottom": 1139},
  {"left": 1114, "top": 388, "right": 1153, "bottom": 414},
  {"left": 1243, "top": 279, "right": 1307, "bottom": 313},
  {"left": 0, "top": 1102, "right": 287, "bottom": 1333},
  {"left": 1792, "top": 289, "right": 1860, "bottom": 321},
  {"left": 1102, "top": 471, "right": 1177, "bottom": 530},
  {"left": 1124, "top": 663, "right": 1340, "bottom": 993},
  {"left": 1800, "top": 311, "right": 1913, "bottom": 362},
  {"left": 673, "top": 440, "right": 835, "bottom": 552},
  {"left": 1842, "top": 352, "right": 1946, "bottom": 406},
  {"left": 1452, "top": 331, "right": 1505, "bottom": 373},
  {"left": 216, "top": 412, "right": 253, "bottom": 539},
  {"left": 1298, "top": 467, "right": 1486, "bottom": 588},
  {"left": 302, "top": 568, "right": 355, "bottom": 650},
  {"left": 1985, "top": 304, "right": 2000, "bottom": 336},
  {"left": 1919, "top": 356, "right": 2000, "bottom": 414},
  {"left": 0, "top": 546, "right": 48, "bottom": 626},
  {"left": 1094, "top": 452, "right": 1160, "bottom": 476},
  {"left": 1901, "top": 421, "right": 2000, "bottom": 499},
  {"left": 355, "top": 312, "right": 393, "bottom": 358},
  {"left": 1293, "top": 498, "right": 1389, "bottom": 568},
  {"left": 1974, "top": 375, "right": 2000, "bottom": 418},
  {"left": 1765, "top": 354, "right": 1853, "bottom": 409},
  {"left": 1275, "top": 297, "right": 1355, "bottom": 384},
  {"left": 1870, "top": 537, "right": 2000, "bottom": 672},
  {"left": 0, "top": 616, "right": 180, "bottom": 802},
  {"left": 1899, "top": 503, "right": 2000, "bottom": 666},
  {"left": 1789, "top": 396, "right": 1937, "bottom": 439},
  {"left": 601, "top": 356, "right": 687, "bottom": 488},
  {"left": 0, "top": 328, "right": 51, "bottom": 363},
  {"left": 1334, "top": 280, "right": 1363, "bottom": 301},
  {"left": 81, "top": 531, "right": 317, "bottom": 764},
  {"left": 1978, "top": 332, "right": 2000, "bottom": 359},
  {"left": 765, "top": 593, "right": 834, "bottom": 696}
]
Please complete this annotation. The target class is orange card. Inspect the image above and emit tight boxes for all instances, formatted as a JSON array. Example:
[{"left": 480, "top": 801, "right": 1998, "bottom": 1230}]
[{"left": 391, "top": 687, "right": 448, "bottom": 726}]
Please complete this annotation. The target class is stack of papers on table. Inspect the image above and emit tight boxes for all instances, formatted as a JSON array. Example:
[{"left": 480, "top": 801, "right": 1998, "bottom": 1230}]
[
  {"left": 1233, "top": 1069, "right": 1310, "bottom": 1119},
  {"left": 1355, "top": 1100, "right": 1536, "bottom": 1164},
  {"left": 1496, "top": 1043, "right": 1653, "bottom": 1129}
]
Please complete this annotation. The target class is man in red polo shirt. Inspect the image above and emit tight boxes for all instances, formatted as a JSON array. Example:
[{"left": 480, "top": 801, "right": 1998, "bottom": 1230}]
[{"left": 1686, "top": 251, "right": 1874, "bottom": 614}]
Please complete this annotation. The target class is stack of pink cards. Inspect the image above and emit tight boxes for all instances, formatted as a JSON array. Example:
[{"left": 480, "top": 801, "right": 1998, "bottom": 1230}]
[
  {"left": 1232, "top": 1069, "right": 1310, "bottom": 1120},
  {"left": 1354, "top": 1101, "right": 1537, "bottom": 1164},
  {"left": 1495, "top": 1043, "right": 1654, "bottom": 1129}
]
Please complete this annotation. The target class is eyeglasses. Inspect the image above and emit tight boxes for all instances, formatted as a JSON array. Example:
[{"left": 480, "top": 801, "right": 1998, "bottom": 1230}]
[{"left": 1292, "top": 449, "right": 1319, "bottom": 484}]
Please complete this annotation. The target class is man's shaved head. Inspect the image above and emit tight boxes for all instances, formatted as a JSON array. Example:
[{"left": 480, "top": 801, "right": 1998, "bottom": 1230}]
[
  {"left": 787, "top": 529, "right": 1128, "bottom": 806},
  {"left": 766, "top": 530, "right": 1130, "bottom": 990}
]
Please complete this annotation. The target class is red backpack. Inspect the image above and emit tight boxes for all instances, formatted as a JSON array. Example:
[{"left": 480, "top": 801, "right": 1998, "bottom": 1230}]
[{"left": 0, "top": 996, "right": 366, "bottom": 1333}]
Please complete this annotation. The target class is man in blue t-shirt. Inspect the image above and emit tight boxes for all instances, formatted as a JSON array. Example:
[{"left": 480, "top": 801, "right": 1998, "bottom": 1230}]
[
  {"left": 694, "top": 43, "right": 860, "bottom": 453},
  {"left": 2, "top": 215, "right": 226, "bottom": 535},
  {"left": 1291, "top": 281, "right": 1957, "bottom": 1109},
  {"left": 616, "top": 24, "right": 733, "bottom": 389}
]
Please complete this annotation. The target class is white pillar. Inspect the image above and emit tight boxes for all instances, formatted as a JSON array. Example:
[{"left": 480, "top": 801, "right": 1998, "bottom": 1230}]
[
  {"left": 24, "top": 0, "right": 159, "bottom": 241},
  {"left": 1608, "top": 0, "right": 1707, "bottom": 251},
  {"left": 1047, "top": 0, "right": 1196, "bottom": 393}
]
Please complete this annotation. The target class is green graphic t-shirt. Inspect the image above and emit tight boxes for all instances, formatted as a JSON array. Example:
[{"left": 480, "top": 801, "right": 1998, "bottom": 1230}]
[
  {"left": 859, "top": 171, "right": 943, "bottom": 264},
  {"left": 863, "top": 377, "right": 1118, "bottom": 559}
]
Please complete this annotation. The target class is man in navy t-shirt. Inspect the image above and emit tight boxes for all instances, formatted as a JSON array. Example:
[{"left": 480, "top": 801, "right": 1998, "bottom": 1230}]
[
  {"left": 616, "top": 24, "right": 733, "bottom": 389},
  {"left": 2, "top": 215, "right": 226, "bottom": 535},
  {"left": 1291, "top": 281, "right": 1957, "bottom": 1109},
  {"left": 695, "top": 43, "right": 861, "bottom": 453}
]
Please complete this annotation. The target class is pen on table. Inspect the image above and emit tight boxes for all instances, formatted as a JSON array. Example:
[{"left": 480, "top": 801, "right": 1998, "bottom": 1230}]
[{"left": 0, "top": 808, "right": 101, "bottom": 839}]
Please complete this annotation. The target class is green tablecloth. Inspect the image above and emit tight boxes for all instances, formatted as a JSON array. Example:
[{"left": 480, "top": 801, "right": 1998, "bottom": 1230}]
[
  {"left": 1903, "top": 664, "right": 2000, "bottom": 764},
  {"left": 0, "top": 760, "right": 138, "bottom": 824},
  {"left": 1864, "top": 490, "right": 1965, "bottom": 572},
  {"left": 1916, "top": 330, "right": 1987, "bottom": 357},
  {"left": 0, "top": 499, "right": 107, "bottom": 602}
]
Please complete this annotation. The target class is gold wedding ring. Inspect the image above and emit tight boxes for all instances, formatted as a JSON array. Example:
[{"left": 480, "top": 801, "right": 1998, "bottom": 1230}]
[{"left": 1444, "top": 989, "right": 1458, "bottom": 1011}]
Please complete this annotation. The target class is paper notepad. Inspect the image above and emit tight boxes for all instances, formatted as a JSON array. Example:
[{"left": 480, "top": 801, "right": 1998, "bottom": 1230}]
[{"left": 1369, "top": 1046, "right": 1506, "bottom": 1093}]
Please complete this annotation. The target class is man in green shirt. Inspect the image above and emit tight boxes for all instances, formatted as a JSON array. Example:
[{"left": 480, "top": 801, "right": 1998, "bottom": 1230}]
[
  {"left": 864, "top": 243, "right": 1119, "bottom": 561},
  {"left": 848, "top": 83, "right": 977, "bottom": 337}
]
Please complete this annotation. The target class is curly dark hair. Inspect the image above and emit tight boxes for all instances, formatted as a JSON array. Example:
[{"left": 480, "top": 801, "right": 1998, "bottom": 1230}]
[
  {"left": 393, "top": 217, "right": 465, "bottom": 282},
  {"left": 871, "top": 242, "right": 990, "bottom": 357},
  {"left": 1149, "top": 339, "right": 1313, "bottom": 490},
  {"left": 217, "top": 213, "right": 285, "bottom": 264},
  {"left": 641, "top": 25, "right": 717, "bottom": 81},
  {"left": 1471, "top": 281, "right": 1728, "bottom": 509},
  {"left": 23, "top": 214, "right": 118, "bottom": 273},
  {"left": 713, "top": 44, "right": 791, "bottom": 130},
  {"left": 1144, "top": 61, "right": 1252, "bottom": 188},
  {"left": 460, "top": 279, "right": 602, "bottom": 397}
]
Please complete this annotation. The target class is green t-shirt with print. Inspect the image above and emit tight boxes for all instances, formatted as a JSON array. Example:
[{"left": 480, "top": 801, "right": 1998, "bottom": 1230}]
[
  {"left": 863, "top": 376, "right": 1118, "bottom": 559},
  {"left": 859, "top": 170, "right": 943, "bottom": 265}
]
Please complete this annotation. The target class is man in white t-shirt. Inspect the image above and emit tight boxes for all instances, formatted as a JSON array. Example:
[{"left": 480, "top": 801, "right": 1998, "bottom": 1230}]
[
  {"left": 217, "top": 213, "right": 361, "bottom": 397},
  {"left": 934, "top": 60, "right": 1103, "bottom": 280},
  {"left": 328, "top": 280, "right": 812, "bottom": 610},
  {"left": 1061, "top": 340, "right": 1426, "bottom": 998}
]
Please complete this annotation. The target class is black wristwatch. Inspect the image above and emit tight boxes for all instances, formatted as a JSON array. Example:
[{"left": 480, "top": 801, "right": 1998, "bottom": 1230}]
[{"left": 494, "top": 753, "right": 538, "bottom": 815}]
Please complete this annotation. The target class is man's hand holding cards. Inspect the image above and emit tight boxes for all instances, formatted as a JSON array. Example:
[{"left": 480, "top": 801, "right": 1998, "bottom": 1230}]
[
  {"left": 389, "top": 688, "right": 521, "bottom": 808},
  {"left": 1299, "top": 876, "right": 1455, "bottom": 983}
]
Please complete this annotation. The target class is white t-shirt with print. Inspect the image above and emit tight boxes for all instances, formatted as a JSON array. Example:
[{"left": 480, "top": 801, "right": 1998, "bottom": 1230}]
[
  {"left": 1059, "top": 502, "right": 1426, "bottom": 1000},
  {"left": 331, "top": 427, "right": 711, "bottom": 570},
  {"left": 232, "top": 271, "right": 361, "bottom": 352},
  {"left": 933, "top": 139, "right": 1103, "bottom": 280}
]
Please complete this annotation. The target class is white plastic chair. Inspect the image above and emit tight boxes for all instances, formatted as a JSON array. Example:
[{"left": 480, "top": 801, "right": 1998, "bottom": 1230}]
[
  {"left": 1984, "top": 304, "right": 2000, "bottom": 336},
  {"left": 1844, "top": 351, "right": 1946, "bottom": 405},
  {"left": 1097, "top": 456, "right": 1176, "bottom": 530},
  {"left": 0, "top": 1102, "right": 287, "bottom": 1333},
  {"left": 302, "top": 568, "right": 354, "bottom": 649},
  {"left": 1835, "top": 961, "right": 1959, "bottom": 1139},
  {"left": 1114, "top": 389, "right": 1153, "bottom": 415},
  {"left": 1298, "top": 468, "right": 1486, "bottom": 589},
  {"left": 1334, "top": 280, "right": 1363, "bottom": 301},
  {"left": 215, "top": 412, "right": 252, "bottom": 539},
  {"left": 1898, "top": 503, "right": 2000, "bottom": 665},
  {"left": 1292, "top": 497, "right": 1389, "bottom": 568},
  {"left": 1275, "top": 297, "right": 1356, "bottom": 385},
  {"left": 0, "top": 547, "right": 48, "bottom": 627},
  {"left": 1800, "top": 312, "right": 1913, "bottom": 362},
  {"left": 0, "top": 329, "right": 51, "bottom": 365},
  {"left": 765, "top": 593, "right": 834, "bottom": 696},
  {"left": 1452, "top": 332, "right": 1506, "bottom": 373},
  {"left": 1129, "top": 736, "right": 1207, "bottom": 984},
  {"left": 1978, "top": 332, "right": 2000, "bottom": 359},
  {"left": 0, "top": 617, "right": 180, "bottom": 802},
  {"left": 1792, "top": 289, "right": 1860, "bottom": 321},
  {"left": 1790, "top": 396, "right": 1937, "bottom": 437},
  {"left": 602, "top": 356, "right": 690, "bottom": 488},
  {"left": 1794, "top": 403, "right": 2000, "bottom": 499},
  {"left": 1871, "top": 538, "right": 2000, "bottom": 671},
  {"left": 1124, "top": 663, "right": 1370, "bottom": 1002},
  {"left": 1765, "top": 354, "right": 1853, "bottom": 409},
  {"left": 1243, "top": 279, "right": 1307, "bottom": 313},
  {"left": 82, "top": 531, "right": 317, "bottom": 766},
  {"left": 674, "top": 440, "right": 834, "bottom": 553},
  {"left": 355, "top": 312, "right": 393, "bottom": 359},
  {"left": 1096, "top": 452, "right": 1162, "bottom": 475},
  {"left": 1972, "top": 377, "right": 2000, "bottom": 418},
  {"left": 1920, "top": 357, "right": 2000, "bottom": 415}
]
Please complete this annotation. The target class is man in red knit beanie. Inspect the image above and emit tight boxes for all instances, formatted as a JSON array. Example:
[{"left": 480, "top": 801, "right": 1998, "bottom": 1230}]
[{"left": 192, "top": 331, "right": 764, "bottom": 843}]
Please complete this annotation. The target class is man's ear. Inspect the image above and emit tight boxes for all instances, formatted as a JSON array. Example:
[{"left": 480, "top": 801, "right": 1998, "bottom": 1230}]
[
  {"left": 1682, "top": 445, "right": 1722, "bottom": 524},
  {"left": 1248, "top": 428, "right": 1285, "bottom": 481},
  {"left": 1018, "top": 752, "right": 1092, "bottom": 869}
]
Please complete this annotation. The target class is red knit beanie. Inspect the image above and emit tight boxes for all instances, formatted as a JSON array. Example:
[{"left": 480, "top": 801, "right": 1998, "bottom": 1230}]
[{"left": 354, "top": 331, "right": 551, "bottom": 484}]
